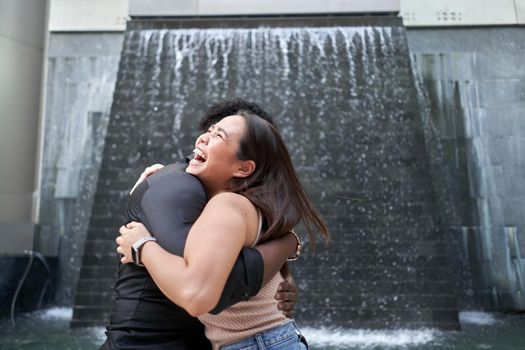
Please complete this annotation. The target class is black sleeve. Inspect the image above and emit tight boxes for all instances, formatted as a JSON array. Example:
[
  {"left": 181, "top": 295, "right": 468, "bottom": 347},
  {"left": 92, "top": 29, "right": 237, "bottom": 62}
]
[{"left": 210, "top": 247, "right": 264, "bottom": 315}]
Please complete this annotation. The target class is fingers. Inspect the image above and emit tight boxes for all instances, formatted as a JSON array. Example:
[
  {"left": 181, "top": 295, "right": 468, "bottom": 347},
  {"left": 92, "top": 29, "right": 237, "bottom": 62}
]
[
  {"left": 130, "top": 164, "right": 164, "bottom": 194},
  {"left": 116, "top": 245, "right": 124, "bottom": 255},
  {"left": 277, "top": 301, "right": 295, "bottom": 318},
  {"left": 116, "top": 226, "right": 132, "bottom": 263},
  {"left": 276, "top": 276, "right": 297, "bottom": 318},
  {"left": 126, "top": 221, "right": 140, "bottom": 229},
  {"left": 277, "top": 282, "right": 294, "bottom": 292},
  {"left": 117, "top": 242, "right": 131, "bottom": 264},
  {"left": 281, "top": 310, "right": 294, "bottom": 318},
  {"left": 277, "top": 301, "right": 295, "bottom": 311},
  {"left": 129, "top": 178, "right": 144, "bottom": 195},
  {"left": 275, "top": 291, "right": 296, "bottom": 302},
  {"left": 278, "top": 275, "right": 297, "bottom": 289},
  {"left": 119, "top": 225, "right": 129, "bottom": 235},
  {"left": 116, "top": 222, "right": 152, "bottom": 265},
  {"left": 145, "top": 164, "right": 164, "bottom": 176},
  {"left": 275, "top": 290, "right": 297, "bottom": 318},
  {"left": 119, "top": 222, "right": 141, "bottom": 232}
]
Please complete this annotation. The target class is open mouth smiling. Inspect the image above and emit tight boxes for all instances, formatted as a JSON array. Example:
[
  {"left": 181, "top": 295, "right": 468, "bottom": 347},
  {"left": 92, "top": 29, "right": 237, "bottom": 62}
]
[{"left": 191, "top": 148, "right": 207, "bottom": 164}]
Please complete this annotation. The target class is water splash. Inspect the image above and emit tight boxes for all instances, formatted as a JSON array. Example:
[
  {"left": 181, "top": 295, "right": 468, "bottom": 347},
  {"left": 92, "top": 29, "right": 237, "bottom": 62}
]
[
  {"left": 302, "top": 327, "right": 439, "bottom": 348},
  {"left": 36, "top": 307, "right": 73, "bottom": 321},
  {"left": 91, "top": 326, "right": 107, "bottom": 343},
  {"left": 34, "top": 308, "right": 106, "bottom": 344},
  {"left": 458, "top": 311, "right": 497, "bottom": 326}
]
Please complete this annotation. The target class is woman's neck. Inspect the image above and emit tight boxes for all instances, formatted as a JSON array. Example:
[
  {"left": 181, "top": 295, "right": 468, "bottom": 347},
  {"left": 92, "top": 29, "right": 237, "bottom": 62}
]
[
  {"left": 205, "top": 184, "right": 227, "bottom": 198},
  {"left": 203, "top": 179, "right": 232, "bottom": 198}
]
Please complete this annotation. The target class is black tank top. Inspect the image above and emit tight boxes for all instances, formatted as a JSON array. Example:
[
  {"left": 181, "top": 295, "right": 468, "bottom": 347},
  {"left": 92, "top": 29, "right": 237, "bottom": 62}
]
[{"left": 104, "top": 164, "right": 211, "bottom": 349}]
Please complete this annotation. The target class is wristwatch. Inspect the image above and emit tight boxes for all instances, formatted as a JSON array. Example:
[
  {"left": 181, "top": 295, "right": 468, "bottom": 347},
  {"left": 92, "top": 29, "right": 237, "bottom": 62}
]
[{"left": 131, "top": 236, "right": 157, "bottom": 266}]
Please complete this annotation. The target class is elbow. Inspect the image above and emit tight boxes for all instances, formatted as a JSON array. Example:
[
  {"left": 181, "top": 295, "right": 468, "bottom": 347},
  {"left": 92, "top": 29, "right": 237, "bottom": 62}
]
[
  {"left": 186, "top": 304, "right": 207, "bottom": 318},
  {"left": 176, "top": 287, "right": 217, "bottom": 317}
]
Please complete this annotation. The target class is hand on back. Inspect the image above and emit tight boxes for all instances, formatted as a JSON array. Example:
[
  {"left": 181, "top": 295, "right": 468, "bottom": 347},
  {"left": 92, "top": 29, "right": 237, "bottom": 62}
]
[
  {"left": 275, "top": 276, "right": 298, "bottom": 318},
  {"left": 130, "top": 163, "right": 165, "bottom": 194}
]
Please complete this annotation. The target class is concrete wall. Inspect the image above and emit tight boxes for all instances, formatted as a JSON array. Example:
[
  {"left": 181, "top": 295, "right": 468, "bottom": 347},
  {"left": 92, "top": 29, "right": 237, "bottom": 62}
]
[
  {"left": 49, "top": 0, "right": 128, "bottom": 31},
  {"left": 402, "top": 0, "right": 525, "bottom": 26},
  {"left": 46, "top": 0, "right": 400, "bottom": 32},
  {"left": 43, "top": 0, "right": 525, "bottom": 33},
  {"left": 0, "top": 0, "right": 48, "bottom": 253},
  {"left": 45, "top": 0, "right": 525, "bottom": 32},
  {"left": 0, "top": 0, "right": 49, "bottom": 317},
  {"left": 129, "top": 0, "right": 400, "bottom": 16}
]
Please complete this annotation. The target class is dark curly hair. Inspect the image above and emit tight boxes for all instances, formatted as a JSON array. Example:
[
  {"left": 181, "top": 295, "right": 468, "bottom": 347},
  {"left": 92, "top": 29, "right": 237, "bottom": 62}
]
[{"left": 199, "top": 97, "right": 274, "bottom": 130}]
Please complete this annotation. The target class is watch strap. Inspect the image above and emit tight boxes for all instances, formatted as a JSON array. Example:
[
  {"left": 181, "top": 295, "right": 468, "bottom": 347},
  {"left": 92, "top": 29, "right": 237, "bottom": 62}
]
[{"left": 131, "top": 236, "right": 157, "bottom": 266}]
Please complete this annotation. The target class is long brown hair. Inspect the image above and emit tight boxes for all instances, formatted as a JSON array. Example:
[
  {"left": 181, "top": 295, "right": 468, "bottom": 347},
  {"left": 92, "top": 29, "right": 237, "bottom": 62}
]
[{"left": 227, "top": 112, "right": 329, "bottom": 247}]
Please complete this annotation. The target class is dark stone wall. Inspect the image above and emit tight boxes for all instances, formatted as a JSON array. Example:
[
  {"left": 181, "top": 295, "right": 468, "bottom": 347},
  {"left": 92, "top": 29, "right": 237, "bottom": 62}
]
[
  {"left": 72, "top": 18, "right": 459, "bottom": 329},
  {"left": 408, "top": 28, "right": 525, "bottom": 311}
]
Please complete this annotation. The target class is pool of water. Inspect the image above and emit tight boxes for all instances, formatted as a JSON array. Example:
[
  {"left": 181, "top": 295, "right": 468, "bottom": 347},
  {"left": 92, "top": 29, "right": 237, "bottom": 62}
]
[
  {"left": 0, "top": 309, "right": 524, "bottom": 349},
  {"left": 302, "top": 311, "right": 525, "bottom": 349}
]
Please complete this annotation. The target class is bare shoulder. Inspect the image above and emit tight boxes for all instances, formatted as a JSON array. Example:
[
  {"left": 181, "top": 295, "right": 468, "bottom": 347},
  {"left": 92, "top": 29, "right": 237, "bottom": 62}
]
[
  {"left": 207, "top": 192, "right": 257, "bottom": 216},
  {"left": 208, "top": 192, "right": 255, "bottom": 209},
  {"left": 206, "top": 193, "right": 259, "bottom": 245}
]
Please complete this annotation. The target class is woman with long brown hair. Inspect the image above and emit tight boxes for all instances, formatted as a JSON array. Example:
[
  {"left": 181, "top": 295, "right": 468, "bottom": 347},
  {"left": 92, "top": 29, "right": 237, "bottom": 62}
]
[{"left": 117, "top": 101, "right": 329, "bottom": 349}]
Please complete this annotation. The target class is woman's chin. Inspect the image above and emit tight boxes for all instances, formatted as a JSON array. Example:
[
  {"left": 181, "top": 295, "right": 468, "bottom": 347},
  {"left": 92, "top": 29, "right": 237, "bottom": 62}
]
[
  {"left": 185, "top": 162, "right": 203, "bottom": 175},
  {"left": 185, "top": 166, "right": 196, "bottom": 175}
]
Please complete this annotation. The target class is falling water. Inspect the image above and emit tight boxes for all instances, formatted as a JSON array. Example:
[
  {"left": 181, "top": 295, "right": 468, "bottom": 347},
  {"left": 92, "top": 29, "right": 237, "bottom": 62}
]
[{"left": 72, "top": 23, "right": 458, "bottom": 330}]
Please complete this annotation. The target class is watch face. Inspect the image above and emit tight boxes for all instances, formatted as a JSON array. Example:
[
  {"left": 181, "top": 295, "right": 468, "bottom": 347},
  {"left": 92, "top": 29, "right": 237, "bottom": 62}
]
[{"left": 131, "top": 247, "right": 140, "bottom": 265}]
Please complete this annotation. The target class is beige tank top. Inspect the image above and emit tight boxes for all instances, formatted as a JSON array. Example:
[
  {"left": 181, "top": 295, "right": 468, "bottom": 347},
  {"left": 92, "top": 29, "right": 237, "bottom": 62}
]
[{"left": 198, "top": 210, "right": 289, "bottom": 349}]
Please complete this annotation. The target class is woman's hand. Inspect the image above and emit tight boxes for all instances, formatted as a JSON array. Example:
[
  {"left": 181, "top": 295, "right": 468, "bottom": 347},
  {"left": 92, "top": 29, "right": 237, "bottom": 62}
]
[
  {"left": 130, "top": 164, "right": 164, "bottom": 194},
  {"left": 116, "top": 221, "right": 153, "bottom": 264}
]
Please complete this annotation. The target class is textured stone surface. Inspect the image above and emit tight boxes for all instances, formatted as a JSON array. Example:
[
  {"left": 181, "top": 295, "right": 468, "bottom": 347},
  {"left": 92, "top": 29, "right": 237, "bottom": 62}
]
[
  {"left": 38, "top": 33, "right": 123, "bottom": 306},
  {"left": 409, "top": 27, "right": 525, "bottom": 311},
  {"left": 72, "top": 18, "right": 458, "bottom": 329}
]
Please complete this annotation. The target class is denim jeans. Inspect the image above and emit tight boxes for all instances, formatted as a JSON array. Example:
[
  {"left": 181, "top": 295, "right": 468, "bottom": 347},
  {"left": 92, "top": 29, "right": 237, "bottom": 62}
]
[{"left": 220, "top": 321, "right": 308, "bottom": 350}]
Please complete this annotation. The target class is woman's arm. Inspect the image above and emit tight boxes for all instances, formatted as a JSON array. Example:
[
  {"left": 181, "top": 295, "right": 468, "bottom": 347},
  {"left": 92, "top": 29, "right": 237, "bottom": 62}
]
[
  {"left": 211, "top": 233, "right": 299, "bottom": 314},
  {"left": 255, "top": 233, "right": 298, "bottom": 285},
  {"left": 118, "top": 192, "right": 255, "bottom": 316}
]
